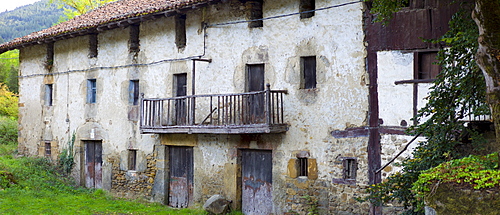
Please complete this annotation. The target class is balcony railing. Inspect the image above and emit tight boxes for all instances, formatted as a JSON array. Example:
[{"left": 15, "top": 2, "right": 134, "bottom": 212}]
[{"left": 140, "top": 86, "right": 288, "bottom": 134}]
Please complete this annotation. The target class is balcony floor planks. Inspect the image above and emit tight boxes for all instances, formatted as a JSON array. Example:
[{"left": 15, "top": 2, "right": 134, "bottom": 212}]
[{"left": 140, "top": 124, "right": 288, "bottom": 134}]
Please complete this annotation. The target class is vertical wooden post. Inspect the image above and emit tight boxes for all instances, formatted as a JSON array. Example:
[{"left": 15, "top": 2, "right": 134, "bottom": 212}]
[
  {"left": 265, "top": 83, "right": 271, "bottom": 125},
  {"left": 191, "top": 60, "right": 196, "bottom": 125}
]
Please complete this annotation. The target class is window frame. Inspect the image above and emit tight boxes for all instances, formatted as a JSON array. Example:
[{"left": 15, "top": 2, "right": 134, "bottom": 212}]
[
  {"left": 44, "top": 141, "right": 51, "bottom": 157},
  {"left": 129, "top": 24, "right": 140, "bottom": 53},
  {"left": 45, "top": 84, "right": 53, "bottom": 106},
  {"left": 87, "top": 79, "right": 97, "bottom": 104},
  {"left": 300, "top": 56, "right": 317, "bottom": 89},
  {"left": 342, "top": 157, "right": 358, "bottom": 180},
  {"left": 414, "top": 51, "right": 440, "bottom": 82},
  {"left": 128, "top": 149, "right": 137, "bottom": 171},
  {"left": 299, "top": 0, "right": 315, "bottom": 19},
  {"left": 247, "top": 0, "right": 263, "bottom": 28},
  {"left": 175, "top": 14, "right": 187, "bottom": 49},
  {"left": 89, "top": 34, "right": 98, "bottom": 58},
  {"left": 129, "top": 80, "right": 140, "bottom": 105}
]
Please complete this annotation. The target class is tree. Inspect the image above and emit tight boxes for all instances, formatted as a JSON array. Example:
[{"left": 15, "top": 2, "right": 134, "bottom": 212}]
[
  {"left": 473, "top": 0, "right": 500, "bottom": 151},
  {"left": 49, "top": 0, "right": 116, "bottom": 22},
  {"left": 358, "top": 0, "right": 497, "bottom": 214},
  {"left": 0, "top": 50, "right": 19, "bottom": 94}
]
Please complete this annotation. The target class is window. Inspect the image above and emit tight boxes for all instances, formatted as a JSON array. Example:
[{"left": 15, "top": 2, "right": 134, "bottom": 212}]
[
  {"left": 129, "top": 24, "right": 140, "bottom": 53},
  {"left": 46, "top": 42, "right": 54, "bottom": 70},
  {"left": 301, "top": 56, "right": 317, "bottom": 89},
  {"left": 416, "top": 51, "right": 440, "bottom": 80},
  {"left": 129, "top": 80, "right": 140, "bottom": 105},
  {"left": 247, "top": 0, "right": 263, "bottom": 28},
  {"left": 300, "top": 0, "right": 315, "bottom": 19},
  {"left": 342, "top": 158, "right": 357, "bottom": 180},
  {"left": 175, "top": 14, "right": 187, "bottom": 49},
  {"left": 87, "top": 79, "right": 97, "bottom": 103},
  {"left": 89, "top": 34, "right": 98, "bottom": 58},
  {"left": 45, "top": 84, "right": 53, "bottom": 106},
  {"left": 128, "top": 149, "right": 137, "bottom": 170},
  {"left": 297, "top": 158, "right": 308, "bottom": 177},
  {"left": 45, "top": 142, "right": 51, "bottom": 157}
]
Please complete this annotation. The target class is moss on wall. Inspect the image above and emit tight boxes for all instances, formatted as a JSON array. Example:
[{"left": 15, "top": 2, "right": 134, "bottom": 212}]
[{"left": 426, "top": 183, "right": 500, "bottom": 215}]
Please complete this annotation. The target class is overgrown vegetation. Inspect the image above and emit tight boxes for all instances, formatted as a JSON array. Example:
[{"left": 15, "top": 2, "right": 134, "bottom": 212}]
[
  {"left": 358, "top": 4, "right": 491, "bottom": 214},
  {"left": 0, "top": 139, "right": 241, "bottom": 214},
  {"left": 413, "top": 153, "right": 500, "bottom": 202},
  {"left": 0, "top": 51, "right": 19, "bottom": 94},
  {"left": 58, "top": 132, "right": 75, "bottom": 175}
]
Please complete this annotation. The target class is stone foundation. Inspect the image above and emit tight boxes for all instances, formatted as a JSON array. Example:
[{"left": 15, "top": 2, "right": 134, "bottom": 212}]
[{"left": 110, "top": 153, "right": 157, "bottom": 199}]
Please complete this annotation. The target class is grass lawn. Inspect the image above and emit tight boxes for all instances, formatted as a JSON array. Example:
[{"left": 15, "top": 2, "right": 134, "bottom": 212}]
[{"left": 0, "top": 143, "right": 234, "bottom": 214}]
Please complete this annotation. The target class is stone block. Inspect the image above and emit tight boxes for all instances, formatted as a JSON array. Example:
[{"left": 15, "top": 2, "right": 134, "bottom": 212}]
[{"left": 203, "top": 195, "right": 231, "bottom": 214}]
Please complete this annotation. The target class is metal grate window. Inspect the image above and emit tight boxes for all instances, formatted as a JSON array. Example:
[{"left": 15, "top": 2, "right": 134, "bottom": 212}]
[
  {"left": 45, "top": 142, "right": 51, "bottom": 157},
  {"left": 298, "top": 158, "right": 308, "bottom": 177},
  {"left": 343, "top": 158, "right": 357, "bottom": 180}
]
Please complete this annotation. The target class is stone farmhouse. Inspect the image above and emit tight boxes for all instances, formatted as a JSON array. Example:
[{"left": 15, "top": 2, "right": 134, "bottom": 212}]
[{"left": 0, "top": 0, "right": 474, "bottom": 214}]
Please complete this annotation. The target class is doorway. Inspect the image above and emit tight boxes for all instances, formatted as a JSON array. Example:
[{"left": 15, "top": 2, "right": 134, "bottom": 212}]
[
  {"left": 84, "top": 141, "right": 102, "bottom": 188},
  {"left": 241, "top": 149, "right": 273, "bottom": 214},
  {"left": 168, "top": 146, "right": 194, "bottom": 208}
]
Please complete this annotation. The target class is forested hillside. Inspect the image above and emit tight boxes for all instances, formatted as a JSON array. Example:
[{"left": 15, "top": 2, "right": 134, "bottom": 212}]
[{"left": 0, "top": 0, "right": 63, "bottom": 43}]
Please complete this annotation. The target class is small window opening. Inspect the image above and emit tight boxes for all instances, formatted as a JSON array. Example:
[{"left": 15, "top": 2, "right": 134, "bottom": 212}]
[
  {"left": 45, "top": 84, "right": 53, "bottom": 106},
  {"left": 343, "top": 158, "right": 357, "bottom": 180},
  {"left": 175, "top": 14, "right": 187, "bottom": 49},
  {"left": 129, "top": 24, "right": 140, "bottom": 53},
  {"left": 89, "top": 34, "right": 98, "bottom": 58},
  {"left": 247, "top": 0, "right": 263, "bottom": 28},
  {"left": 87, "top": 79, "right": 97, "bottom": 103},
  {"left": 46, "top": 42, "right": 54, "bottom": 70},
  {"left": 128, "top": 149, "right": 137, "bottom": 170},
  {"left": 45, "top": 142, "right": 51, "bottom": 157},
  {"left": 301, "top": 56, "right": 317, "bottom": 89},
  {"left": 300, "top": 0, "right": 315, "bottom": 19},
  {"left": 416, "top": 51, "right": 440, "bottom": 80},
  {"left": 298, "top": 158, "right": 308, "bottom": 177},
  {"left": 129, "top": 80, "right": 140, "bottom": 105}
]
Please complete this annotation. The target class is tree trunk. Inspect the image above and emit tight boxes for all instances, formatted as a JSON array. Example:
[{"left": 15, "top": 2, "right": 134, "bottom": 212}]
[{"left": 472, "top": 0, "right": 500, "bottom": 166}]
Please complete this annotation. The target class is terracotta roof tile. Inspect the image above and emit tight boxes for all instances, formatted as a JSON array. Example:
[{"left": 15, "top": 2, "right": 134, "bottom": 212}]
[{"left": 0, "top": 0, "right": 214, "bottom": 53}]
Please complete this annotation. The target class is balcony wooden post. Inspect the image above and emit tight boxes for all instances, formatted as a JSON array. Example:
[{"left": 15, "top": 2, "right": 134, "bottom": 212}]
[
  {"left": 266, "top": 83, "right": 271, "bottom": 125},
  {"left": 140, "top": 93, "right": 144, "bottom": 128}
]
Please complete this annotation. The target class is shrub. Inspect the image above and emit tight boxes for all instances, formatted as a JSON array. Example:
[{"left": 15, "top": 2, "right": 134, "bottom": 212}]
[
  {"left": 0, "top": 117, "right": 17, "bottom": 145},
  {"left": 0, "top": 84, "right": 18, "bottom": 119}
]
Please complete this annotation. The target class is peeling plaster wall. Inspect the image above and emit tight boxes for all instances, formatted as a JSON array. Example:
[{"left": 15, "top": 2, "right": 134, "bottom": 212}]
[
  {"left": 377, "top": 50, "right": 433, "bottom": 177},
  {"left": 18, "top": 0, "right": 370, "bottom": 214}
]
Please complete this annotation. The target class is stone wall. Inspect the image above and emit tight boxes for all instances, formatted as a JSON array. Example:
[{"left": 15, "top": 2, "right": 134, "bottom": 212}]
[
  {"left": 110, "top": 153, "right": 157, "bottom": 199},
  {"left": 426, "top": 183, "right": 500, "bottom": 215}
]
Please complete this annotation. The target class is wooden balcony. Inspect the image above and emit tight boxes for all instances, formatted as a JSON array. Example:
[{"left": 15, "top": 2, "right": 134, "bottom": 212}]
[{"left": 140, "top": 87, "right": 288, "bottom": 134}]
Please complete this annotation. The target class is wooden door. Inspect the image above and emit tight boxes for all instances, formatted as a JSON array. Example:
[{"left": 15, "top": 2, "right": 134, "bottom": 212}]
[
  {"left": 241, "top": 150, "right": 273, "bottom": 214},
  {"left": 246, "top": 64, "right": 265, "bottom": 123},
  {"left": 174, "top": 73, "right": 187, "bottom": 125},
  {"left": 84, "top": 141, "right": 102, "bottom": 188},
  {"left": 168, "top": 146, "right": 193, "bottom": 208}
]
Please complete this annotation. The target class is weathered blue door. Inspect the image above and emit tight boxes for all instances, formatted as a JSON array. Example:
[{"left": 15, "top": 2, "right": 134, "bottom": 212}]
[
  {"left": 168, "top": 146, "right": 193, "bottom": 208},
  {"left": 242, "top": 150, "right": 273, "bottom": 214}
]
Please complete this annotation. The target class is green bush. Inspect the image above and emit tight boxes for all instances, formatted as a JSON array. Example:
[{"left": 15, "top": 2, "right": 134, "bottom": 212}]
[
  {"left": 0, "top": 117, "right": 17, "bottom": 145},
  {"left": 412, "top": 153, "right": 500, "bottom": 210}
]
